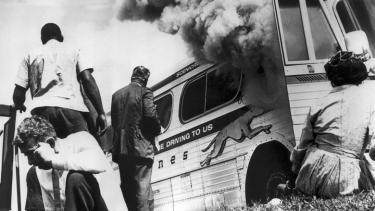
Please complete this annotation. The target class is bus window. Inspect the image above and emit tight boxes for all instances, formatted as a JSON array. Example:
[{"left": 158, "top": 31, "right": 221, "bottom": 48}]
[
  {"left": 206, "top": 69, "right": 239, "bottom": 111},
  {"left": 278, "top": 0, "right": 309, "bottom": 61},
  {"left": 181, "top": 66, "right": 241, "bottom": 122},
  {"left": 336, "top": 0, "right": 375, "bottom": 53},
  {"left": 306, "top": 0, "right": 337, "bottom": 59},
  {"left": 336, "top": 1, "right": 356, "bottom": 33},
  {"left": 181, "top": 75, "right": 206, "bottom": 121},
  {"left": 155, "top": 94, "right": 172, "bottom": 132}
]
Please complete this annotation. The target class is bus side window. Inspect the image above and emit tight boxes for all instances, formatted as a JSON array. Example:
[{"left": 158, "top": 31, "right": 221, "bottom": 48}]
[
  {"left": 155, "top": 94, "right": 173, "bottom": 132},
  {"left": 306, "top": 0, "right": 337, "bottom": 59},
  {"left": 181, "top": 66, "right": 241, "bottom": 122},
  {"left": 278, "top": 0, "right": 309, "bottom": 61},
  {"left": 206, "top": 67, "right": 240, "bottom": 111},
  {"left": 181, "top": 76, "right": 206, "bottom": 121}
]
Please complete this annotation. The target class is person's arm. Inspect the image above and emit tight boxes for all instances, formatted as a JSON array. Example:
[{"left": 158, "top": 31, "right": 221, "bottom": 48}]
[
  {"left": 53, "top": 134, "right": 108, "bottom": 173},
  {"left": 111, "top": 94, "right": 119, "bottom": 130},
  {"left": 143, "top": 89, "right": 161, "bottom": 137},
  {"left": 110, "top": 94, "right": 121, "bottom": 162},
  {"left": 78, "top": 69, "right": 107, "bottom": 133},
  {"left": 290, "top": 107, "right": 316, "bottom": 173},
  {"left": 13, "top": 85, "right": 27, "bottom": 112},
  {"left": 369, "top": 106, "right": 375, "bottom": 160},
  {"left": 13, "top": 55, "right": 29, "bottom": 112},
  {"left": 35, "top": 134, "right": 109, "bottom": 173}
]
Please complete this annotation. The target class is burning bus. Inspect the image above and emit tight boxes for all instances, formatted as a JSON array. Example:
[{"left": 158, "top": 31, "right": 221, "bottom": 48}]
[
  {"left": 0, "top": 0, "right": 374, "bottom": 210},
  {"left": 148, "top": 0, "right": 375, "bottom": 210}
]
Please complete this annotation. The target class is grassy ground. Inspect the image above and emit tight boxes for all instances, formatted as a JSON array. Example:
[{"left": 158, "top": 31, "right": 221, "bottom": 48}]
[
  {"left": 276, "top": 191, "right": 375, "bottom": 211},
  {"left": 218, "top": 191, "right": 375, "bottom": 211}
]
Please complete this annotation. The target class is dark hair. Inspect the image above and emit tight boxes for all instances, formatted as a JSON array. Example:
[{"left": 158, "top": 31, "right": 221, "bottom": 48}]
[
  {"left": 324, "top": 51, "right": 368, "bottom": 87},
  {"left": 41, "top": 23, "right": 64, "bottom": 44},
  {"left": 14, "top": 116, "right": 56, "bottom": 147},
  {"left": 131, "top": 66, "right": 150, "bottom": 87}
]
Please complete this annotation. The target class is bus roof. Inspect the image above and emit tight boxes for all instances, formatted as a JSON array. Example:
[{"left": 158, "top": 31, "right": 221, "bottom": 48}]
[{"left": 151, "top": 61, "right": 205, "bottom": 91}]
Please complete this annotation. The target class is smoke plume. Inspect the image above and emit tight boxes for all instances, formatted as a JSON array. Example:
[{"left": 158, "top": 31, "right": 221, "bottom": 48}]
[{"left": 118, "top": 0, "right": 287, "bottom": 108}]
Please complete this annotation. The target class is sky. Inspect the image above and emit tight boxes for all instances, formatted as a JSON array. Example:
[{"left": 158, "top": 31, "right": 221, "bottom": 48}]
[{"left": 0, "top": 0, "right": 190, "bottom": 112}]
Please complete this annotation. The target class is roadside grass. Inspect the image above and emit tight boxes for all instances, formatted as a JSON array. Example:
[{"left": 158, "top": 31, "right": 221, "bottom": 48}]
[
  {"left": 277, "top": 191, "right": 375, "bottom": 211},
  {"left": 215, "top": 191, "right": 375, "bottom": 211}
]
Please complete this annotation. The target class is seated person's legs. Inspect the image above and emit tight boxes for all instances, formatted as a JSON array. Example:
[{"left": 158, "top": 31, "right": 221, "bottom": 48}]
[
  {"left": 25, "top": 166, "right": 44, "bottom": 211},
  {"left": 65, "top": 171, "right": 108, "bottom": 211}
]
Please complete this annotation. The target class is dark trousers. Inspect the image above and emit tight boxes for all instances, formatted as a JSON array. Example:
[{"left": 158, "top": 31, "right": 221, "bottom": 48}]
[
  {"left": 65, "top": 171, "right": 108, "bottom": 211},
  {"left": 118, "top": 156, "right": 154, "bottom": 211},
  {"left": 31, "top": 106, "right": 88, "bottom": 139},
  {"left": 25, "top": 168, "right": 107, "bottom": 211}
]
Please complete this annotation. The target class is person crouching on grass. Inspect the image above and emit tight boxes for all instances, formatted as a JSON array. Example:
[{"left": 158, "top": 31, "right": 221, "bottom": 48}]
[
  {"left": 14, "top": 115, "right": 127, "bottom": 211},
  {"left": 290, "top": 51, "right": 375, "bottom": 198}
]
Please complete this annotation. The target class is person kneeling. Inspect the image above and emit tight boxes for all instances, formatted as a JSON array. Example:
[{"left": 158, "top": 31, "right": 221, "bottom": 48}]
[
  {"left": 291, "top": 51, "right": 375, "bottom": 198},
  {"left": 14, "top": 116, "right": 112, "bottom": 211}
]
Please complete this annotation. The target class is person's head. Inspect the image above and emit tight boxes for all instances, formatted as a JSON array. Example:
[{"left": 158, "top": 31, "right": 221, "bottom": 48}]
[
  {"left": 131, "top": 66, "right": 150, "bottom": 87},
  {"left": 324, "top": 51, "right": 368, "bottom": 87},
  {"left": 14, "top": 116, "right": 56, "bottom": 165},
  {"left": 41, "top": 23, "right": 64, "bottom": 44}
]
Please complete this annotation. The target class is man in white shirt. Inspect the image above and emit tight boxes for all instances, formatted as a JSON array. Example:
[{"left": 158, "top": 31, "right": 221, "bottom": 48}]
[
  {"left": 13, "top": 23, "right": 106, "bottom": 139},
  {"left": 14, "top": 115, "right": 127, "bottom": 211}
]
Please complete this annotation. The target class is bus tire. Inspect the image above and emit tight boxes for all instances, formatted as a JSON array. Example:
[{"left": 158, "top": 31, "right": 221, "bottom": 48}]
[{"left": 245, "top": 145, "right": 291, "bottom": 205}]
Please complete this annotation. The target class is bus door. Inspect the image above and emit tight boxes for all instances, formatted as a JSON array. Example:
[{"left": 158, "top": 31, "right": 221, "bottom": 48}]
[
  {"left": 275, "top": 0, "right": 344, "bottom": 141},
  {"left": 0, "top": 105, "right": 18, "bottom": 211}
]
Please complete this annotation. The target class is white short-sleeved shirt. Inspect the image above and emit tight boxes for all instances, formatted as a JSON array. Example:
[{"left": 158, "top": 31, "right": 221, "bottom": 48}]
[
  {"left": 33, "top": 132, "right": 127, "bottom": 210},
  {"left": 15, "top": 39, "right": 90, "bottom": 112}
]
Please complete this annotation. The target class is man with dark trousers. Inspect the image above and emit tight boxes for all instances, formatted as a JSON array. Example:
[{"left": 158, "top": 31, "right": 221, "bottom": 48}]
[
  {"left": 12, "top": 22, "right": 107, "bottom": 139},
  {"left": 111, "top": 66, "right": 161, "bottom": 211},
  {"left": 14, "top": 116, "right": 111, "bottom": 211}
]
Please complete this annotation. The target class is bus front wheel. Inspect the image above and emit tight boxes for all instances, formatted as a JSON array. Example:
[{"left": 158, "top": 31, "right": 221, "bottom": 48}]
[{"left": 245, "top": 145, "right": 291, "bottom": 205}]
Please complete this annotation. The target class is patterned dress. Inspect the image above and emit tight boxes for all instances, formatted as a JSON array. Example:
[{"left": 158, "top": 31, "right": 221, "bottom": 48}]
[{"left": 292, "top": 83, "right": 375, "bottom": 198}]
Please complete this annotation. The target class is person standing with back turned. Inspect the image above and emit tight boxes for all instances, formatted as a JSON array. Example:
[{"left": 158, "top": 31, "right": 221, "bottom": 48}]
[
  {"left": 111, "top": 66, "right": 161, "bottom": 211},
  {"left": 12, "top": 22, "right": 107, "bottom": 139}
]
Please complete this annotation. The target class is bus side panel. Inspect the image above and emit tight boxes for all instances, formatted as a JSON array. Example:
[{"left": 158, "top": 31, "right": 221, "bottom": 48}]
[
  {"left": 154, "top": 159, "right": 242, "bottom": 211},
  {"left": 287, "top": 81, "right": 331, "bottom": 142}
]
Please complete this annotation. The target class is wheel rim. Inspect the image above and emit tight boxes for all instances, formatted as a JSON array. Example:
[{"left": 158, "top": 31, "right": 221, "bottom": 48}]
[{"left": 265, "top": 171, "right": 286, "bottom": 199}]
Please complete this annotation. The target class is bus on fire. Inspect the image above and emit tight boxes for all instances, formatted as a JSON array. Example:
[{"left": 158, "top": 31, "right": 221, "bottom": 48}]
[
  {"left": 149, "top": 0, "right": 375, "bottom": 210},
  {"left": 0, "top": 0, "right": 374, "bottom": 210}
]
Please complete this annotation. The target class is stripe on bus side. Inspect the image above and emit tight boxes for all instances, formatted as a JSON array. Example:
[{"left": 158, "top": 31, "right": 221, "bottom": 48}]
[{"left": 156, "top": 107, "right": 249, "bottom": 154}]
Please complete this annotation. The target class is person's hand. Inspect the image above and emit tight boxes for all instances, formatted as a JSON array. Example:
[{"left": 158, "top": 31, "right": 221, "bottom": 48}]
[
  {"left": 291, "top": 162, "right": 301, "bottom": 174},
  {"left": 96, "top": 113, "right": 108, "bottom": 136},
  {"left": 14, "top": 104, "right": 26, "bottom": 113},
  {"left": 370, "top": 147, "right": 375, "bottom": 161},
  {"left": 290, "top": 147, "right": 306, "bottom": 174},
  {"left": 34, "top": 143, "right": 55, "bottom": 170},
  {"left": 365, "top": 58, "right": 375, "bottom": 74}
]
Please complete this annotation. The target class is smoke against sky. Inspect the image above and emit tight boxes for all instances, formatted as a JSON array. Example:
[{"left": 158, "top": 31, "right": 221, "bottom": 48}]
[{"left": 117, "top": 0, "right": 287, "bottom": 108}]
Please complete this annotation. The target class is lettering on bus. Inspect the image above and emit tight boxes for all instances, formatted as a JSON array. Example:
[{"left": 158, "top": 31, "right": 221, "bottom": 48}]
[
  {"left": 158, "top": 151, "right": 189, "bottom": 169},
  {"left": 175, "top": 62, "right": 200, "bottom": 78},
  {"left": 157, "top": 107, "right": 249, "bottom": 153},
  {"left": 159, "top": 124, "right": 213, "bottom": 151}
]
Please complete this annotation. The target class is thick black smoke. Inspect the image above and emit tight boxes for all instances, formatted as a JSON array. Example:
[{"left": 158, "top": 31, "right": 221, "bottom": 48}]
[{"left": 117, "top": 0, "right": 287, "bottom": 108}]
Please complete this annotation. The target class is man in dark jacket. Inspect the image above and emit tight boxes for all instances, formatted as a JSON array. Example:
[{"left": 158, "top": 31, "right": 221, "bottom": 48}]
[{"left": 111, "top": 66, "right": 161, "bottom": 211}]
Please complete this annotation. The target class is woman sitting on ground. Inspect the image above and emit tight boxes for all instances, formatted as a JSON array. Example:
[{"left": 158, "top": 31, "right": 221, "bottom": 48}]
[{"left": 291, "top": 51, "right": 375, "bottom": 198}]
